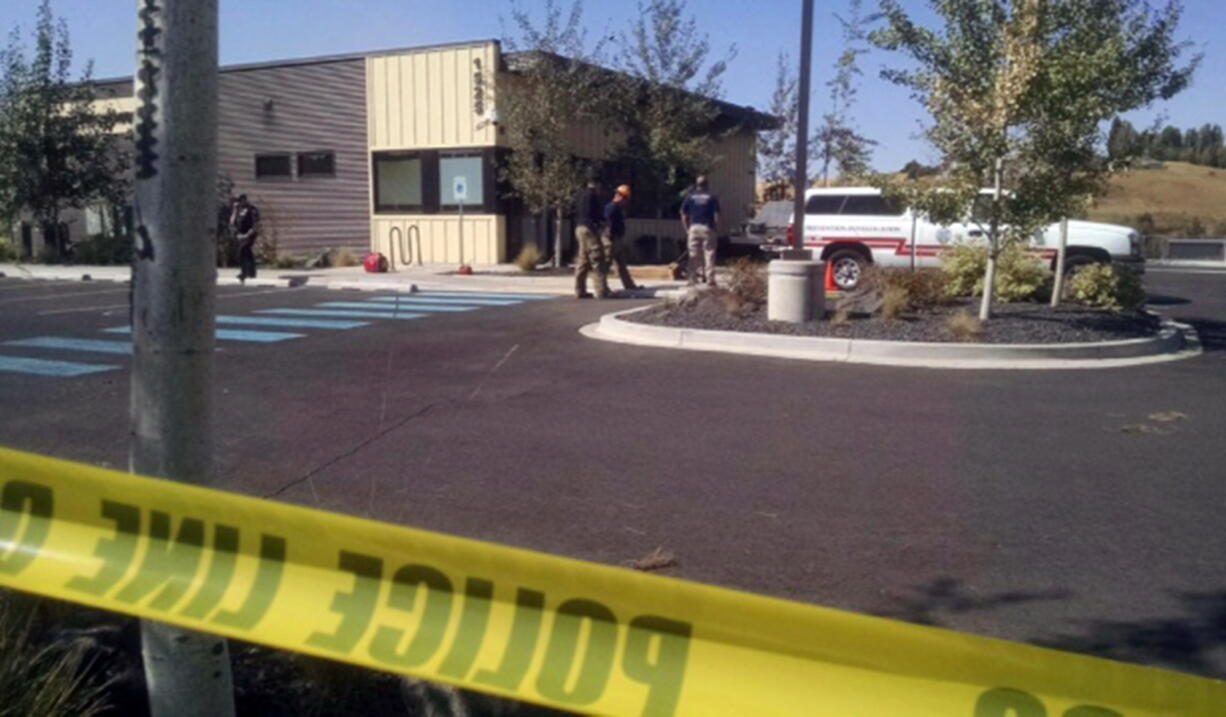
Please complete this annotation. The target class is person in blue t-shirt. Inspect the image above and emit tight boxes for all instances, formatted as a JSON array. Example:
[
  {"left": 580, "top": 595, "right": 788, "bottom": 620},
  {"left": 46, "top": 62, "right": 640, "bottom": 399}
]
[{"left": 680, "top": 176, "right": 721, "bottom": 286}]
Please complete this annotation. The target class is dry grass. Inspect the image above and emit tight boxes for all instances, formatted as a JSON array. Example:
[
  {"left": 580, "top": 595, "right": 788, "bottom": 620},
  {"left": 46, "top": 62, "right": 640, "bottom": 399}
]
[
  {"left": 830, "top": 307, "right": 850, "bottom": 326},
  {"left": 631, "top": 547, "right": 677, "bottom": 572},
  {"left": 514, "top": 244, "right": 541, "bottom": 272},
  {"left": 0, "top": 593, "right": 110, "bottom": 717},
  {"left": 332, "top": 247, "right": 361, "bottom": 268},
  {"left": 945, "top": 310, "right": 983, "bottom": 342},
  {"left": 1088, "top": 162, "right": 1226, "bottom": 234},
  {"left": 881, "top": 285, "right": 910, "bottom": 320}
]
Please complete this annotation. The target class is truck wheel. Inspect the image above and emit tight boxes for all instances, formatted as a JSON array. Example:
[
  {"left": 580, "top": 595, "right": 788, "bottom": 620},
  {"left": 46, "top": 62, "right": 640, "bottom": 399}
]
[
  {"left": 1062, "top": 253, "right": 1098, "bottom": 275},
  {"left": 828, "top": 248, "right": 868, "bottom": 290}
]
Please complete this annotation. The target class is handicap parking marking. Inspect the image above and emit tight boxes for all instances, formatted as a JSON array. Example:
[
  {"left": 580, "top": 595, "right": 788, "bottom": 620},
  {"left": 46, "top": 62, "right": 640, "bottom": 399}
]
[
  {"left": 410, "top": 291, "right": 558, "bottom": 301},
  {"left": 0, "top": 354, "right": 119, "bottom": 377},
  {"left": 104, "top": 326, "right": 304, "bottom": 343},
  {"left": 366, "top": 296, "right": 523, "bottom": 306},
  {"left": 257, "top": 308, "right": 427, "bottom": 320},
  {"left": 317, "top": 301, "right": 476, "bottom": 313},
  {"left": 216, "top": 315, "right": 368, "bottom": 330},
  {"left": 4, "top": 337, "right": 133, "bottom": 355}
]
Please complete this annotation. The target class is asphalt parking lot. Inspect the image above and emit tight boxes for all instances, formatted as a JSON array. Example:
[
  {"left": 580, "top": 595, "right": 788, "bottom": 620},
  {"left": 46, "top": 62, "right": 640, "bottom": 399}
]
[{"left": 1, "top": 269, "right": 1224, "bottom": 679}]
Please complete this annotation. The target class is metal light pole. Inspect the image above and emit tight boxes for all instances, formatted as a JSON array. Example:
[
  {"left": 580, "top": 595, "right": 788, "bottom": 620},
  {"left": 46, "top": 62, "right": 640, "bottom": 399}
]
[
  {"left": 791, "top": 0, "right": 814, "bottom": 251},
  {"left": 130, "top": 1, "right": 234, "bottom": 715}
]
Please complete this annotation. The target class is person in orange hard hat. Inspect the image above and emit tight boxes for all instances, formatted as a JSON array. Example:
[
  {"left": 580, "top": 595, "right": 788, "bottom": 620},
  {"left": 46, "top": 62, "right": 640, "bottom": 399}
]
[{"left": 603, "top": 184, "right": 639, "bottom": 291}]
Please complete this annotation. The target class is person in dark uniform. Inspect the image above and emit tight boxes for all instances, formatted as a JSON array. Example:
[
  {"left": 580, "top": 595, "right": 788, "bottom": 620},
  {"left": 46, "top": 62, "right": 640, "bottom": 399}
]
[
  {"left": 573, "top": 176, "right": 610, "bottom": 298},
  {"left": 229, "top": 194, "right": 260, "bottom": 283},
  {"left": 603, "top": 184, "right": 638, "bottom": 291},
  {"left": 680, "top": 176, "right": 721, "bottom": 286}
]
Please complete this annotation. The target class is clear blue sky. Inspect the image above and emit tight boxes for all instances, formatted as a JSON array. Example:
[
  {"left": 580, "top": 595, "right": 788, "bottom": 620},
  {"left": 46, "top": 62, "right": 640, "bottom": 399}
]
[{"left": 1, "top": 0, "right": 1221, "bottom": 171}]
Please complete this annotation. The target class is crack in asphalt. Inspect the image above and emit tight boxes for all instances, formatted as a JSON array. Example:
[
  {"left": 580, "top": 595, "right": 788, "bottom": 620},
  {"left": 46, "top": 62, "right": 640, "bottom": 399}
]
[{"left": 261, "top": 399, "right": 450, "bottom": 500}]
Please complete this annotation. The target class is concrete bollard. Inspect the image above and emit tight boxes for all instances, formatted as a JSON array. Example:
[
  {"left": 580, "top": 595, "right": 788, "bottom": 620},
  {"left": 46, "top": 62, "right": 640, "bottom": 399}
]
[{"left": 767, "top": 259, "right": 825, "bottom": 322}]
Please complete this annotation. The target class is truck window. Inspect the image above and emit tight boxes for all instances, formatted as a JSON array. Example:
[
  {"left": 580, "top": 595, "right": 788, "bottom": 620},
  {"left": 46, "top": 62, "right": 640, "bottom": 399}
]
[
  {"left": 805, "top": 195, "right": 848, "bottom": 215},
  {"left": 842, "top": 195, "right": 905, "bottom": 216}
]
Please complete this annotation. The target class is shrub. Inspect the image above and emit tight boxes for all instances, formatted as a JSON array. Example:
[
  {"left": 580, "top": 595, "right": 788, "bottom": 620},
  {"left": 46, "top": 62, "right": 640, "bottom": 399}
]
[
  {"left": 863, "top": 267, "right": 951, "bottom": 311},
  {"left": 940, "top": 242, "right": 1051, "bottom": 302},
  {"left": 881, "top": 285, "right": 909, "bottom": 320},
  {"left": 940, "top": 242, "right": 987, "bottom": 297},
  {"left": 727, "top": 258, "right": 766, "bottom": 308},
  {"left": 1185, "top": 216, "right": 1206, "bottom": 238},
  {"left": 273, "top": 253, "right": 300, "bottom": 269},
  {"left": 0, "top": 237, "right": 17, "bottom": 262},
  {"left": 514, "top": 244, "right": 541, "bottom": 272},
  {"left": 1133, "top": 212, "right": 1157, "bottom": 236},
  {"left": 945, "top": 310, "right": 983, "bottom": 342},
  {"left": 72, "top": 233, "right": 132, "bottom": 265},
  {"left": 1214, "top": 221, "right": 1226, "bottom": 238},
  {"left": 1067, "top": 263, "right": 1146, "bottom": 312},
  {"left": 995, "top": 243, "right": 1052, "bottom": 302},
  {"left": 332, "top": 247, "right": 360, "bottom": 267}
]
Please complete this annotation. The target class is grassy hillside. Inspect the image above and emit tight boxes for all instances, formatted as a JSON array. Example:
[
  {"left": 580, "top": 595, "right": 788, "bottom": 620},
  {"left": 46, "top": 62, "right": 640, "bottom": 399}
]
[{"left": 1087, "top": 161, "right": 1226, "bottom": 237}]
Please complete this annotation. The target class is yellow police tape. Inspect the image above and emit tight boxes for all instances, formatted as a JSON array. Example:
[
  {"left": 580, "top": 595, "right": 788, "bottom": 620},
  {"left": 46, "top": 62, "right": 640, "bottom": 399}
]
[{"left": 1, "top": 446, "right": 1223, "bottom": 716}]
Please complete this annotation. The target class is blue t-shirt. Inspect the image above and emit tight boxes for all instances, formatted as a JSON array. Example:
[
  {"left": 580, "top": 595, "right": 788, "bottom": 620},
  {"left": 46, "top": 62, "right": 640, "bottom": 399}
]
[
  {"left": 604, "top": 201, "right": 626, "bottom": 239},
  {"left": 682, "top": 191, "right": 720, "bottom": 226}
]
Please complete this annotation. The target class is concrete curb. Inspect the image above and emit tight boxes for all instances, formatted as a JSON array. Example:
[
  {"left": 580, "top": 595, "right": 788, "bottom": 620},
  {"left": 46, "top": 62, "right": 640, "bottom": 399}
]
[{"left": 581, "top": 305, "right": 1202, "bottom": 370}]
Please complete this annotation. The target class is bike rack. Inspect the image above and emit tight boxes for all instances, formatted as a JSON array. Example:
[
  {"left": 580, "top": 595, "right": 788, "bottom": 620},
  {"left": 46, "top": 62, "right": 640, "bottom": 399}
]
[{"left": 387, "top": 224, "right": 422, "bottom": 269}]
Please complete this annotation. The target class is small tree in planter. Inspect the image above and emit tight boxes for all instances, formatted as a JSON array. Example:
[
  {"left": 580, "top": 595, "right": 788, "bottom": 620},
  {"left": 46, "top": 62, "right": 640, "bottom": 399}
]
[{"left": 871, "top": 0, "right": 1198, "bottom": 320}]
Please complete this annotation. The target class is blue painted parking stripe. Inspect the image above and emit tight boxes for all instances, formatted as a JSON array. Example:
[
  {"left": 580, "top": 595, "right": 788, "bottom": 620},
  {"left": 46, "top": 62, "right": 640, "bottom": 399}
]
[
  {"left": 257, "top": 308, "right": 426, "bottom": 320},
  {"left": 317, "top": 301, "right": 475, "bottom": 313},
  {"left": 4, "top": 337, "right": 132, "bottom": 355},
  {"left": 0, "top": 355, "right": 118, "bottom": 377},
  {"left": 104, "top": 327, "right": 304, "bottom": 343},
  {"left": 216, "top": 315, "right": 368, "bottom": 330},
  {"left": 367, "top": 296, "right": 521, "bottom": 306},
  {"left": 411, "top": 291, "right": 557, "bottom": 300}
]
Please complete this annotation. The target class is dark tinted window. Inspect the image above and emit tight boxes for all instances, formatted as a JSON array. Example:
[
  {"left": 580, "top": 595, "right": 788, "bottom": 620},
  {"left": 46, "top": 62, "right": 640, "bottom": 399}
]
[
  {"left": 842, "top": 194, "right": 904, "bottom": 216},
  {"left": 373, "top": 153, "right": 424, "bottom": 212},
  {"left": 805, "top": 195, "right": 847, "bottom": 215},
  {"left": 255, "top": 154, "right": 291, "bottom": 178},
  {"left": 298, "top": 151, "right": 335, "bottom": 177}
]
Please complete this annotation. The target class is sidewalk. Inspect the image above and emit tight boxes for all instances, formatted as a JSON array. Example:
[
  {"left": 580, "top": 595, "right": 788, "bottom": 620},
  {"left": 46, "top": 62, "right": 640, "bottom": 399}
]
[{"left": 0, "top": 261, "right": 686, "bottom": 296}]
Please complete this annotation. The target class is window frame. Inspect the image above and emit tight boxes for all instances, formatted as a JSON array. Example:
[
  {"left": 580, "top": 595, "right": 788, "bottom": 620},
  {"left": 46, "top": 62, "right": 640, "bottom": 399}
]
[
  {"left": 372, "top": 150, "right": 434, "bottom": 214},
  {"left": 297, "top": 150, "right": 336, "bottom": 178},
  {"left": 254, "top": 153, "right": 293, "bottom": 180}
]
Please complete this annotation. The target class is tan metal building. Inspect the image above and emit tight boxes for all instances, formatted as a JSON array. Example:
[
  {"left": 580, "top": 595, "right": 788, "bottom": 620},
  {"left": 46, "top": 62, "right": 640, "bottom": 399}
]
[{"left": 50, "top": 40, "right": 774, "bottom": 266}]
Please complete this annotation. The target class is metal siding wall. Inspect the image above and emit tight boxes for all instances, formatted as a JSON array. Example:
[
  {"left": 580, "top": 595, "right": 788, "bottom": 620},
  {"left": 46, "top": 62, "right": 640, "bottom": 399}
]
[
  {"left": 368, "top": 43, "right": 497, "bottom": 150},
  {"left": 707, "top": 130, "right": 757, "bottom": 231},
  {"left": 217, "top": 59, "right": 370, "bottom": 254}
]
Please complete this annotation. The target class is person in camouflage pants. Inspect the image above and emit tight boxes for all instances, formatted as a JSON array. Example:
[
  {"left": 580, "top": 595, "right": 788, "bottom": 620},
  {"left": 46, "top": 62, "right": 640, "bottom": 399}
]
[{"left": 573, "top": 176, "right": 610, "bottom": 298}]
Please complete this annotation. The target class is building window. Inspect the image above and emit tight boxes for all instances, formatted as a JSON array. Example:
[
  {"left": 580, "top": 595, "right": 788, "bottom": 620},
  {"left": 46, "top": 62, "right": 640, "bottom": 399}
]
[
  {"left": 298, "top": 150, "right": 335, "bottom": 177},
  {"left": 255, "top": 153, "right": 292, "bottom": 179},
  {"left": 439, "top": 153, "right": 485, "bottom": 207},
  {"left": 373, "top": 153, "right": 425, "bottom": 212}
]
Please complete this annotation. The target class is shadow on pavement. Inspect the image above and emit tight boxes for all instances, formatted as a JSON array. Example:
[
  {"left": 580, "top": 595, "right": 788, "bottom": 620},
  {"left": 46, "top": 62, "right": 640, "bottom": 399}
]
[
  {"left": 1186, "top": 318, "right": 1226, "bottom": 352},
  {"left": 1034, "top": 591, "right": 1226, "bottom": 680},
  {"left": 871, "top": 577, "right": 1072, "bottom": 627},
  {"left": 1146, "top": 293, "right": 1192, "bottom": 306}
]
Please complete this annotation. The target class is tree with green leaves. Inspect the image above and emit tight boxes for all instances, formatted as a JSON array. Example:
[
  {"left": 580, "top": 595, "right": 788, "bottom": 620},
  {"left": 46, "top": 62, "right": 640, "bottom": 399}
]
[
  {"left": 613, "top": 0, "right": 737, "bottom": 203},
  {"left": 0, "top": 0, "right": 128, "bottom": 260},
  {"left": 499, "top": 0, "right": 609, "bottom": 267},
  {"left": 758, "top": 52, "right": 801, "bottom": 199},
  {"left": 815, "top": 0, "right": 877, "bottom": 186},
  {"left": 872, "top": 0, "right": 1197, "bottom": 319}
]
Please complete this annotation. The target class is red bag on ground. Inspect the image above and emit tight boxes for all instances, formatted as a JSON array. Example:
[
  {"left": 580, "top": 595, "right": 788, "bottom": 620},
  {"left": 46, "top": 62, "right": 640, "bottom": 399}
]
[{"left": 363, "top": 252, "right": 388, "bottom": 273}]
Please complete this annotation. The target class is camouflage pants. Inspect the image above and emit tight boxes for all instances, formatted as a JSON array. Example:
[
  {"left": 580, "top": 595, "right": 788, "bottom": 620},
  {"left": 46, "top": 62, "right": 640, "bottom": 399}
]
[{"left": 573, "top": 225, "right": 609, "bottom": 297}]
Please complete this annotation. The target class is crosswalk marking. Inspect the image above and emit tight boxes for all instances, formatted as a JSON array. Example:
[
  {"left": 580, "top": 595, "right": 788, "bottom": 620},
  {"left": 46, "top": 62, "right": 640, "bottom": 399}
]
[
  {"left": 216, "top": 315, "right": 368, "bottom": 330},
  {"left": 410, "top": 291, "right": 557, "bottom": 300},
  {"left": 4, "top": 337, "right": 132, "bottom": 355},
  {"left": 104, "top": 327, "right": 304, "bottom": 343},
  {"left": 257, "top": 308, "right": 426, "bottom": 320},
  {"left": 317, "top": 301, "right": 475, "bottom": 313},
  {"left": 0, "top": 355, "right": 118, "bottom": 377},
  {"left": 367, "top": 296, "right": 522, "bottom": 306}
]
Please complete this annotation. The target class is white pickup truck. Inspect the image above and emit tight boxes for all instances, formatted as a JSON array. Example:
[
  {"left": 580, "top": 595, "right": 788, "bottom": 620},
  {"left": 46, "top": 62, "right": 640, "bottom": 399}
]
[{"left": 788, "top": 187, "right": 1145, "bottom": 290}]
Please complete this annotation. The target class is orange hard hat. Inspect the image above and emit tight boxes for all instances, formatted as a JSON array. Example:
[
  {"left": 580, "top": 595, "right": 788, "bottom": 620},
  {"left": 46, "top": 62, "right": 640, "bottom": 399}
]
[{"left": 616, "top": 184, "right": 632, "bottom": 198}]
